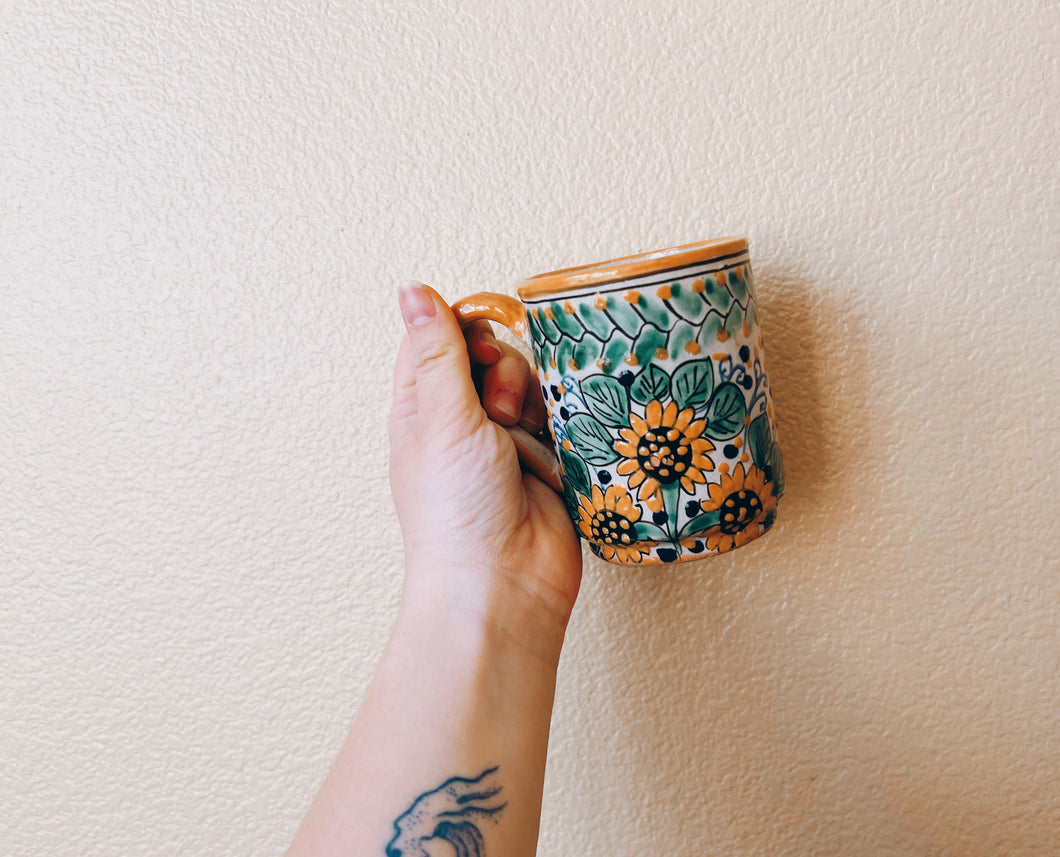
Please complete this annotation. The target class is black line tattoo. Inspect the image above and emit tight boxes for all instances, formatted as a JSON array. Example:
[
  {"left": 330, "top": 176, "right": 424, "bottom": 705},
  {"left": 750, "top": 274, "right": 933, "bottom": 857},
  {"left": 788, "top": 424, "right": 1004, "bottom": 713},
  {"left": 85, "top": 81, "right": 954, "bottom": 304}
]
[{"left": 385, "top": 766, "right": 506, "bottom": 857}]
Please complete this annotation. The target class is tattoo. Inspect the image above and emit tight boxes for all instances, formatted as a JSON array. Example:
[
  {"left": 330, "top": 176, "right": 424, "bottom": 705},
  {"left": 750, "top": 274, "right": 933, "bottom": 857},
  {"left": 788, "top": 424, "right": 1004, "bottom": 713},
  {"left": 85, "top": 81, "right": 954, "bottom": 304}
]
[{"left": 385, "top": 766, "right": 506, "bottom": 857}]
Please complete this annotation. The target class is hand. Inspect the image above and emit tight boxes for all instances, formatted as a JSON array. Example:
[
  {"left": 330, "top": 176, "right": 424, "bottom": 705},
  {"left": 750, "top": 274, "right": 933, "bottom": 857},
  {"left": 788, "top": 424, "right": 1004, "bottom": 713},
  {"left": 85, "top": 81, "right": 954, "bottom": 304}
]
[{"left": 389, "top": 282, "right": 582, "bottom": 659}]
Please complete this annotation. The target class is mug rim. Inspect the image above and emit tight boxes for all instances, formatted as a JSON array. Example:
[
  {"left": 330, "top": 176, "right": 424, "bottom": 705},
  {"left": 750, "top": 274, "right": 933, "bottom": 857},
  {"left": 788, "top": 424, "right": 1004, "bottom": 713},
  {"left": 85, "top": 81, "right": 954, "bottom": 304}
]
[{"left": 517, "top": 236, "right": 748, "bottom": 299}]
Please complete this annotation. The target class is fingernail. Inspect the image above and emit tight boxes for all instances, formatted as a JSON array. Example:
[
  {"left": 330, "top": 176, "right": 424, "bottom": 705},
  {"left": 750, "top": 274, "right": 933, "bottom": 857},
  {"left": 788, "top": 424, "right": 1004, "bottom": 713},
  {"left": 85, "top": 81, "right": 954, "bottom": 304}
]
[
  {"left": 479, "top": 328, "right": 502, "bottom": 359},
  {"left": 493, "top": 389, "right": 520, "bottom": 422},
  {"left": 518, "top": 397, "right": 544, "bottom": 431},
  {"left": 399, "top": 281, "right": 437, "bottom": 327}
]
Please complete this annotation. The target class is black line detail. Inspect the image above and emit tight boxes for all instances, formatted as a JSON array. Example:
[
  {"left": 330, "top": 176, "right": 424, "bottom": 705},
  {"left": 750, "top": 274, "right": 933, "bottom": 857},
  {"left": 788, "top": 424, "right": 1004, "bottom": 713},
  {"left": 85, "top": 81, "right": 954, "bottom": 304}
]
[
  {"left": 437, "top": 801, "right": 508, "bottom": 820},
  {"left": 435, "top": 821, "right": 484, "bottom": 857},
  {"left": 385, "top": 766, "right": 505, "bottom": 857},
  {"left": 455, "top": 786, "right": 504, "bottom": 805}
]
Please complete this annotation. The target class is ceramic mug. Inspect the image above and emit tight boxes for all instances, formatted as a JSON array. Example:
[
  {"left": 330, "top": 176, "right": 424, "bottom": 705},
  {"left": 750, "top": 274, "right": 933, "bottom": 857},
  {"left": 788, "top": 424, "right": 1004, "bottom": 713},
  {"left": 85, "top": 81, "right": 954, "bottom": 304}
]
[{"left": 453, "top": 237, "right": 784, "bottom": 565}]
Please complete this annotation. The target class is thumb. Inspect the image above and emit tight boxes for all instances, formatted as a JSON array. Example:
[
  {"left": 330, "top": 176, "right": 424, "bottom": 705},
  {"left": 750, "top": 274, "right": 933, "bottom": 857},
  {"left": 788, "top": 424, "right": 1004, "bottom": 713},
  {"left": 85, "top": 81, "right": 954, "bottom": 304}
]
[{"left": 398, "top": 281, "right": 481, "bottom": 419}]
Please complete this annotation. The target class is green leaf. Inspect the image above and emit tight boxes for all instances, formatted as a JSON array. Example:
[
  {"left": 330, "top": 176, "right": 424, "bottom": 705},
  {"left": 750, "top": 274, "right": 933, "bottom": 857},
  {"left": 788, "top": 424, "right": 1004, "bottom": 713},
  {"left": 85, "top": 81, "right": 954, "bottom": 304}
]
[
  {"left": 575, "top": 300, "right": 614, "bottom": 339},
  {"left": 600, "top": 330, "right": 635, "bottom": 374},
  {"left": 555, "top": 337, "right": 575, "bottom": 373},
  {"left": 571, "top": 337, "right": 603, "bottom": 372},
  {"left": 580, "top": 375, "right": 627, "bottom": 428},
  {"left": 533, "top": 341, "right": 555, "bottom": 374},
  {"left": 549, "top": 302, "right": 582, "bottom": 338},
  {"left": 533, "top": 308, "right": 562, "bottom": 344},
  {"left": 769, "top": 445, "right": 785, "bottom": 498},
  {"left": 634, "top": 521, "right": 669, "bottom": 542},
  {"left": 559, "top": 447, "right": 591, "bottom": 500},
  {"left": 705, "top": 382, "right": 747, "bottom": 439},
  {"left": 746, "top": 413, "right": 784, "bottom": 497},
  {"left": 746, "top": 414, "right": 774, "bottom": 469},
  {"left": 671, "top": 358, "right": 715, "bottom": 411},
  {"left": 679, "top": 509, "right": 722, "bottom": 539},
  {"left": 629, "top": 364, "right": 670, "bottom": 405},
  {"left": 579, "top": 374, "right": 630, "bottom": 427},
  {"left": 630, "top": 325, "right": 668, "bottom": 368},
  {"left": 566, "top": 413, "right": 619, "bottom": 465},
  {"left": 606, "top": 299, "right": 644, "bottom": 337}
]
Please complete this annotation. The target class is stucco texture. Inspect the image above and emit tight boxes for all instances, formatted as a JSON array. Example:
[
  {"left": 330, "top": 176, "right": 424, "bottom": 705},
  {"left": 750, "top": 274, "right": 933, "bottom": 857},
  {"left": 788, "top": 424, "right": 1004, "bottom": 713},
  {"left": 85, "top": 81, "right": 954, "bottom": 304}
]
[{"left": 3, "top": 0, "right": 1058, "bottom": 854}]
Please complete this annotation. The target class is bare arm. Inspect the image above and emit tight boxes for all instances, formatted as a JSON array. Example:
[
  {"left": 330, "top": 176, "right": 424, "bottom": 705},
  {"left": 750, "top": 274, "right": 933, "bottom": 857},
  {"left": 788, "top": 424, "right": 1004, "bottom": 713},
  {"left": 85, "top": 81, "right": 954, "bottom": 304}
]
[{"left": 286, "top": 282, "right": 582, "bottom": 857}]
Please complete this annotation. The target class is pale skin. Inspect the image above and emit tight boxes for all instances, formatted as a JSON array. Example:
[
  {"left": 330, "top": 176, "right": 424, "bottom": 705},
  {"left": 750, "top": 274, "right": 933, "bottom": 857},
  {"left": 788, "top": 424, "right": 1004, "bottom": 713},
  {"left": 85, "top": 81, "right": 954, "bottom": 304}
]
[{"left": 286, "top": 282, "right": 583, "bottom": 857}]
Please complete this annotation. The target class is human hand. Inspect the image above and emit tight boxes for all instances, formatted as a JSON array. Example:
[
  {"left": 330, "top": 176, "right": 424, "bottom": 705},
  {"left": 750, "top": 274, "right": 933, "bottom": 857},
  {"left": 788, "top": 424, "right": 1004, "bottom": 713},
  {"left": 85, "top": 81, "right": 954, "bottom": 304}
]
[{"left": 389, "top": 282, "right": 582, "bottom": 660}]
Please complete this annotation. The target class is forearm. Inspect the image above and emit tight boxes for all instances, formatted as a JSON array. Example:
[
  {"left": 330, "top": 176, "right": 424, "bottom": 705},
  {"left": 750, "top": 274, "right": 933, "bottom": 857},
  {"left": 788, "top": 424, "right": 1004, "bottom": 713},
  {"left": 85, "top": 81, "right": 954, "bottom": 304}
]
[{"left": 287, "top": 576, "right": 565, "bottom": 857}]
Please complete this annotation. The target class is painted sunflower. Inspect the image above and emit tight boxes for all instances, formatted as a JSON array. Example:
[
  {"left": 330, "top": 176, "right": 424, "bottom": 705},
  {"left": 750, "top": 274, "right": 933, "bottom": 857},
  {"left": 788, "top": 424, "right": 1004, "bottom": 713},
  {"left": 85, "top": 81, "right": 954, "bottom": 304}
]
[
  {"left": 576, "top": 484, "right": 650, "bottom": 564},
  {"left": 613, "top": 400, "right": 715, "bottom": 512},
  {"left": 693, "top": 464, "right": 778, "bottom": 553}
]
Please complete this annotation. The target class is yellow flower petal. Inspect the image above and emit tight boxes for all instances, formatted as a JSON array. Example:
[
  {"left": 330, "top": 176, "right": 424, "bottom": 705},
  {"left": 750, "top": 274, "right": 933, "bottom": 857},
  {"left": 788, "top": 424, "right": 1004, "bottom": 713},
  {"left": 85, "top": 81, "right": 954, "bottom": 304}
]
[
  {"left": 645, "top": 400, "right": 662, "bottom": 425},
  {"left": 662, "top": 401, "right": 679, "bottom": 426},
  {"left": 589, "top": 484, "right": 605, "bottom": 508},
  {"left": 638, "top": 480, "right": 664, "bottom": 512}
]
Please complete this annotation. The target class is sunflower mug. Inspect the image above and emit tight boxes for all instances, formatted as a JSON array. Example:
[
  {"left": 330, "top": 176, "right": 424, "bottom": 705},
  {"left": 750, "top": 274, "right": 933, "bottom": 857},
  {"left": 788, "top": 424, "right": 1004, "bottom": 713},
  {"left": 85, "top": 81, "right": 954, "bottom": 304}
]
[{"left": 453, "top": 237, "right": 784, "bottom": 565}]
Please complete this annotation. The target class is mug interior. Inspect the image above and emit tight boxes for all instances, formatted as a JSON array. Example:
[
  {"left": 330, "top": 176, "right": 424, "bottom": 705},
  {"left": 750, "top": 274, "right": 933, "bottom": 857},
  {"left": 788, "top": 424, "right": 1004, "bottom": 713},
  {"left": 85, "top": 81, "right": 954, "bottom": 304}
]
[{"left": 517, "top": 236, "right": 748, "bottom": 299}]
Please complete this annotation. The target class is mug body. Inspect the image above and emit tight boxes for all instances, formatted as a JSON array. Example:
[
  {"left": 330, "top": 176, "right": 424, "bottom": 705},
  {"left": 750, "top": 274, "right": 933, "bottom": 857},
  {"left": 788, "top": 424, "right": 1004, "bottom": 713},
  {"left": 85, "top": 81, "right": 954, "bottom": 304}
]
[{"left": 518, "top": 238, "right": 784, "bottom": 565}]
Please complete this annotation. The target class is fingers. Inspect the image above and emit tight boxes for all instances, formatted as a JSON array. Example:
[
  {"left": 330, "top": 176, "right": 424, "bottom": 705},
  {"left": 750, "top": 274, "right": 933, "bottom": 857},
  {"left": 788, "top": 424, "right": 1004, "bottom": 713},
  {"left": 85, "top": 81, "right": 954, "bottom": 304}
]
[
  {"left": 463, "top": 320, "right": 503, "bottom": 365},
  {"left": 518, "top": 373, "right": 547, "bottom": 432},
  {"left": 396, "top": 282, "right": 547, "bottom": 434},
  {"left": 466, "top": 323, "right": 547, "bottom": 432},
  {"left": 397, "top": 281, "right": 481, "bottom": 419},
  {"left": 480, "top": 349, "right": 531, "bottom": 425}
]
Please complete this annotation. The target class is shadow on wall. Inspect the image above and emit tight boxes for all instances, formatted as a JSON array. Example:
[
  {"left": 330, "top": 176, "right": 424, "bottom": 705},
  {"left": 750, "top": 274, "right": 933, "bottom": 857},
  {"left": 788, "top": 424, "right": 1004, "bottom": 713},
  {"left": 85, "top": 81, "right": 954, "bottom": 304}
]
[
  {"left": 755, "top": 263, "right": 877, "bottom": 521},
  {"left": 574, "top": 262, "right": 911, "bottom": 851}
]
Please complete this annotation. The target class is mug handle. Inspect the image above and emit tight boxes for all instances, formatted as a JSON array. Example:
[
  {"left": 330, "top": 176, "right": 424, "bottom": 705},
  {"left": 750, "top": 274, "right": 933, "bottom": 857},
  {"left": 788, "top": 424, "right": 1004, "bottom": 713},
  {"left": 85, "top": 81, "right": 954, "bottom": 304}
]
[
  {"left": 451, "top": 292, "right": 563, "bottom": 493},
  {"left": 450, "top": 292, "right": 528, "bottom": 340}
]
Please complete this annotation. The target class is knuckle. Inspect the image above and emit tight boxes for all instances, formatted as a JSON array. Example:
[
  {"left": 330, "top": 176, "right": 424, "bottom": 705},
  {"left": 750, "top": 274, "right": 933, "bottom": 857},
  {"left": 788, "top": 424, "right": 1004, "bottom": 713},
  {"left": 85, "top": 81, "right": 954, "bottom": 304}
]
[{"left": 413, "top": 341, "right": 454, "bottom": 374}]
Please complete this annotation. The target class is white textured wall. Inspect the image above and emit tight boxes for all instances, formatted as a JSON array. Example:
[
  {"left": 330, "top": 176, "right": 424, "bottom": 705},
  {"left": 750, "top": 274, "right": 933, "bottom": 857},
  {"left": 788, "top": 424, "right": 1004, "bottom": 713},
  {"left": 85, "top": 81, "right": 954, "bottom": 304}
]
[{"left": 3, "top": 1, "right": 1058, "bottom": 854}]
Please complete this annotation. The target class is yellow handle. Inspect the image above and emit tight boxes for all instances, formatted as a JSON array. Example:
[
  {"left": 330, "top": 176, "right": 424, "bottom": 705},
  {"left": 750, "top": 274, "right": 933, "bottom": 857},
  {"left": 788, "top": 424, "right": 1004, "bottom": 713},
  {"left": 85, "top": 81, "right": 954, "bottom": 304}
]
[{"left": 450, "top": 292, "right": 528, "bottom": 342}]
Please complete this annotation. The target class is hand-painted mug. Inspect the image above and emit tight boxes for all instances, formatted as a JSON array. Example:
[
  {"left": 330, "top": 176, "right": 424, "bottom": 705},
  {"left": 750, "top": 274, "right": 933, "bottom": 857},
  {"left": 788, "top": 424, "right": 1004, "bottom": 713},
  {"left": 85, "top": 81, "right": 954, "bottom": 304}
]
[{"left": 453, "top": 237, "right": 784, "bottom": 565}]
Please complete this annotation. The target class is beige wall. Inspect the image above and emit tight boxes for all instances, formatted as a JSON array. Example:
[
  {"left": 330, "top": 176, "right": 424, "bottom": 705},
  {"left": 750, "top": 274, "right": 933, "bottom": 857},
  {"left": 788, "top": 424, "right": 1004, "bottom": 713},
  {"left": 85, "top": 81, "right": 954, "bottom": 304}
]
[{"left": 3, "top": 1, "right": 1057, "bottom": 854}]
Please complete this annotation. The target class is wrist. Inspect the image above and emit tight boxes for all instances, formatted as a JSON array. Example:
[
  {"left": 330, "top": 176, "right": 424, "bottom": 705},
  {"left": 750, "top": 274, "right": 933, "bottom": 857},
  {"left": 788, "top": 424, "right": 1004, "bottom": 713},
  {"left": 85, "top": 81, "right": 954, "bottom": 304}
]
[{"left": 399, "top": 560, "right": 571, "bottom": 671}]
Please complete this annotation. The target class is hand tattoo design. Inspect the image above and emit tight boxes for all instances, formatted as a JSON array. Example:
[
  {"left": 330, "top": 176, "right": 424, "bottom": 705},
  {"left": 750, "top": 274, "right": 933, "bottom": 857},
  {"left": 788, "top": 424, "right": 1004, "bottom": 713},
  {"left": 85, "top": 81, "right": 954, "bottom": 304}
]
[{"left": 385, "top": 766, "right": 506, "bottom": 857}]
